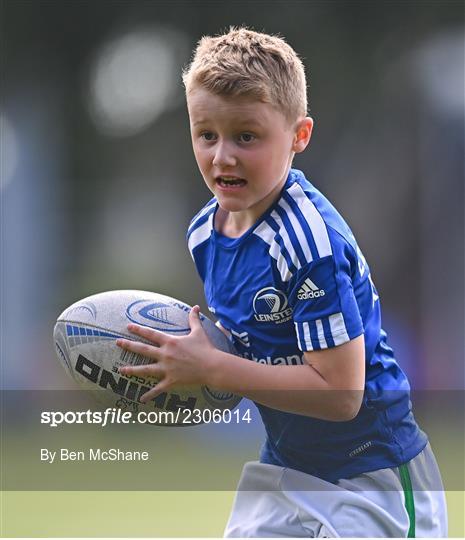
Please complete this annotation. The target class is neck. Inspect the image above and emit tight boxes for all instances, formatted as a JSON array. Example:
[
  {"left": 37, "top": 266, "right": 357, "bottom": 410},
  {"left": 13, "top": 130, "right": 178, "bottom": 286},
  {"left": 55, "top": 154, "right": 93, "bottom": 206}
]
[{"left": 220, "top": 211, "right": 256, "bottom": 238}]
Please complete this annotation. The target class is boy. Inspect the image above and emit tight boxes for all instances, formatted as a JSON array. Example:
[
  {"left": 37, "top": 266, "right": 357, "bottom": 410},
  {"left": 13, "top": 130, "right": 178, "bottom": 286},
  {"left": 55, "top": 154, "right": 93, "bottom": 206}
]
[{"left": 117, "top": 28, "right": 447, "bottom": 537}]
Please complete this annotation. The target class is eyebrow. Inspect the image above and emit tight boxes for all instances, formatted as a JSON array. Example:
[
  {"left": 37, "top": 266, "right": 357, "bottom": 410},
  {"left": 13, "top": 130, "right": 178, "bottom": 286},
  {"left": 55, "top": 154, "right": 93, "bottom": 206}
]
[{"left": 191, "top": 120, "right": 208, "bottom": 127}]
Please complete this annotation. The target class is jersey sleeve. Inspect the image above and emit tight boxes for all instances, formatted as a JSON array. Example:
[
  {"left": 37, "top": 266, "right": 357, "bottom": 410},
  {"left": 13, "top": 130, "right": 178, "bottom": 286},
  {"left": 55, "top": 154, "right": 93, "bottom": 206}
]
[{"left": 289, "top": 243, "right": 364, "bottom": 352}]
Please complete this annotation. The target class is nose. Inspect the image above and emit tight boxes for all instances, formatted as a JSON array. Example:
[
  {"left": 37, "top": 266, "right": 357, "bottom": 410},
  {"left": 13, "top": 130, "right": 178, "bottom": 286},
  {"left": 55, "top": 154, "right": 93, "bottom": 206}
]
[{"left": 212, "top": 140, "right": 237, "bottom": 168}]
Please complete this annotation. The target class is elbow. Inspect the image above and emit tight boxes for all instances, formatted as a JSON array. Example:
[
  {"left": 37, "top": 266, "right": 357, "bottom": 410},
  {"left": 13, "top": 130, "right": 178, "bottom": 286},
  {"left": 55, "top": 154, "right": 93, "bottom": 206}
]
[
  {"left": 330, "top": 391, "right": 363, "bottom": 422},
  {"left": 336, "top": 403, "right": 361, "bottom": 422}
]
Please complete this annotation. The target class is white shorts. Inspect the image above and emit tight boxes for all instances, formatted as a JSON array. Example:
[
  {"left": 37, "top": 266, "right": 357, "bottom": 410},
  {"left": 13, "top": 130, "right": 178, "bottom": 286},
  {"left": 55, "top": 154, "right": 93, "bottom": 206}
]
[{"left": 224, "top": 443, "right": 447, "bottom": 538}]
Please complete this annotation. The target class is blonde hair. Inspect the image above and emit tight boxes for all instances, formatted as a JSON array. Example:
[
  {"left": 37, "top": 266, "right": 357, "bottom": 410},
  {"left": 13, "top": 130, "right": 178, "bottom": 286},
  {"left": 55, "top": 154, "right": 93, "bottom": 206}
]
[{"left": 183, "top": 27, "right": 308, "bottom": 122}]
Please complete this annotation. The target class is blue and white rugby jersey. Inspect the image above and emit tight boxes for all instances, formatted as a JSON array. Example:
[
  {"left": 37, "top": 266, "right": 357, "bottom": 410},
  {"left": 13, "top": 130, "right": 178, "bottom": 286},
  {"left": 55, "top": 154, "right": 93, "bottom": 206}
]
[{"left": 187, "top": 169, "right": 427, "bottom": 482}]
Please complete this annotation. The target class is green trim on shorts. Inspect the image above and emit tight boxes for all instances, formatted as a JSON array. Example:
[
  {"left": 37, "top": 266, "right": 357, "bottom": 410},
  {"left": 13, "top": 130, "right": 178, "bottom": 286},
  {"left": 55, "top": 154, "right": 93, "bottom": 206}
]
[{"left": 399, "top": 463, "right": 416, "bottom": 538}]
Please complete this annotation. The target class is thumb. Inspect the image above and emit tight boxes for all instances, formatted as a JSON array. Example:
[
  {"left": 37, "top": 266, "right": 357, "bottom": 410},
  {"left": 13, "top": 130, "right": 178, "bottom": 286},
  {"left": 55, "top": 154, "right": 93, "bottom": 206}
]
[{"left": 189, "top": 305, "right": 203, "bottom": 332}]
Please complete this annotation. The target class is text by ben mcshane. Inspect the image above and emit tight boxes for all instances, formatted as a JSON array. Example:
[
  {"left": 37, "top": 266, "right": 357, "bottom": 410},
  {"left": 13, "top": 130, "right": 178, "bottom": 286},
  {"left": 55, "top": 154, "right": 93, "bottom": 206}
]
[{"left": 40, "top": 448, "right": 150, "bottom": 463}]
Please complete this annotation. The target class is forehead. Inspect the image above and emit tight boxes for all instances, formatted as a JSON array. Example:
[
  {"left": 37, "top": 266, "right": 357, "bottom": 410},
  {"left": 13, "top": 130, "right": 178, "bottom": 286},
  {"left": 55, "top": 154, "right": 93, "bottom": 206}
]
[{"left": 187, "top": 87, "right": 285, "bottom": 127}]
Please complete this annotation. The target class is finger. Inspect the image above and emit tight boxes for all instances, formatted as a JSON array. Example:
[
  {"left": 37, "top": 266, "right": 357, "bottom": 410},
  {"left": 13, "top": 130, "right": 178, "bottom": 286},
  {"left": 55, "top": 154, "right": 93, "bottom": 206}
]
[
  {"left": 139, "top": 381, "right": 170, "bottom": 403},
  {"left": 126, "top": 323, "right": 167, "bottom": 345},
  {"left": 189, "top": 305, "right": 203, "bottom": 331},
  {"left": 116, "top": 338, "right": 161, "bottom": 360},
  {"left": 118, "top": 363, "right": 163, "bottom": 379}
]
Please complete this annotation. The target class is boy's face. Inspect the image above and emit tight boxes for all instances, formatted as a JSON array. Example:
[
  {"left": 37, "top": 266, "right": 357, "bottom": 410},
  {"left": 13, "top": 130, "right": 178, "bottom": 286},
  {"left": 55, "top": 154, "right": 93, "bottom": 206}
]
[{"left": 187, "top": 87, "right": 311, "bottom": 225}]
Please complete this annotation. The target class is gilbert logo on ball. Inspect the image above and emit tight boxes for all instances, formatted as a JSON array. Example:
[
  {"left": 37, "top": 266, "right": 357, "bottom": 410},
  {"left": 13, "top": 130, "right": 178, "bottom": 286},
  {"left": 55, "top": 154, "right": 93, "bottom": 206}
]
[{"left": 126, "top": 300, "right": 192, "bottom": 333}]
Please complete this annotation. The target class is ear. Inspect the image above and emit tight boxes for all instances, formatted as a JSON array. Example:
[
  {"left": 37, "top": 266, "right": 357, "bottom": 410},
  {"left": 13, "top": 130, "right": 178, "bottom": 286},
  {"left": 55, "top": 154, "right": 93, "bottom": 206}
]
[{"left": 292, "top": 117, "right": 313, "bottom": 153}]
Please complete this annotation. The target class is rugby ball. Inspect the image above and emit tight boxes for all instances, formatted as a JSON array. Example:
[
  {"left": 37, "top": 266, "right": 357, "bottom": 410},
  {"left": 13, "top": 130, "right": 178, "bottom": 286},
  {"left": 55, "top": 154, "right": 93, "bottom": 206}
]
[{"left": 53, "top": 290, "right": 241, "bottom": 425}]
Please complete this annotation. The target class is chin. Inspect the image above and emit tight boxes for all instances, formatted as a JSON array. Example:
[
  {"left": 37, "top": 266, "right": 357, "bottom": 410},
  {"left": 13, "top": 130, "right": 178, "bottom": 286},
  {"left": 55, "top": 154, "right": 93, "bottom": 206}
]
[
  {"left": 214, "top": 192, "right": 245, "bottom": 211},
  {"left": 217, "top": 199, "right": 247, "bottom": 213}
]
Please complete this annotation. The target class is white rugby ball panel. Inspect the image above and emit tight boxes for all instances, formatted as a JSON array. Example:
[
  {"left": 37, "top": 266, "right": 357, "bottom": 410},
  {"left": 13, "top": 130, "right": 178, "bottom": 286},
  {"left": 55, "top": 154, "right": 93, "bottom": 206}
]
[{"left": 53, "top": 290, "right": 241, "bottom": 424}]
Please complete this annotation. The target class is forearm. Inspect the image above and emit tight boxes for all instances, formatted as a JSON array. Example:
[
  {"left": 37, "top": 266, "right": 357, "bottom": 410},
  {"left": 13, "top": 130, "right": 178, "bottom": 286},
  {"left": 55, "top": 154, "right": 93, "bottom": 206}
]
[
  {"left": 116, "top": 313, "right": 364, "bottom": 420},
  {"left": 205, "top": 351, "right": 361, "bottom": 421}
]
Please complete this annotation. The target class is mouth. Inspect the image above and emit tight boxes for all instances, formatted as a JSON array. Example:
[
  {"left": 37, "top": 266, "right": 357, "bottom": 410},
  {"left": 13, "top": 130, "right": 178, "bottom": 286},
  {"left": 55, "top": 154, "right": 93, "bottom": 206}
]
[{"left": 215, "top": 176, "right": 247, "bottom": 189}]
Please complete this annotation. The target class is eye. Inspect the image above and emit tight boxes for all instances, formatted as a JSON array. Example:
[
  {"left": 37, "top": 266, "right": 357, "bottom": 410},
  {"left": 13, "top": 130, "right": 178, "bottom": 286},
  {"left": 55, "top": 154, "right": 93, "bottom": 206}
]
[
  {"left": 200, "top": 132, "right": 217, "bottom": 142},
  {"left": 238, "top": 133, "right": 255, "bottom": 143}
]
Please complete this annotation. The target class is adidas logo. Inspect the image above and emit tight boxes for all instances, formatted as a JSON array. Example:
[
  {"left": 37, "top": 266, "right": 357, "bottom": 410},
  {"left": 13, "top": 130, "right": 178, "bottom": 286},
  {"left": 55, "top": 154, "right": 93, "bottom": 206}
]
[{"left": 297, "top": 278, "right": 325, "bottom": 300}]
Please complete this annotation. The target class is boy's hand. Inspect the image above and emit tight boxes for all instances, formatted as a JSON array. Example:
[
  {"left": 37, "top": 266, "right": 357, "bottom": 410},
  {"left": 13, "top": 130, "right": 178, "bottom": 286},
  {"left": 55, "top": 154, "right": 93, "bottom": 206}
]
[{"left": 116, "top": 306, "right": 216, "bottom": 403}]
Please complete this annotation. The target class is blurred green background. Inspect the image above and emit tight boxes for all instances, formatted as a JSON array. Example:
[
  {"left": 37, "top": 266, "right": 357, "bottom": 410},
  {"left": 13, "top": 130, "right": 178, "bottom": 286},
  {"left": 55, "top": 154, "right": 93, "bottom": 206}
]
[
  {"left": 1, "top": 0, "right": 464, "bottom": 537},
  {"left": 2, "top": 491, "right": 461, "bottom": 537}
]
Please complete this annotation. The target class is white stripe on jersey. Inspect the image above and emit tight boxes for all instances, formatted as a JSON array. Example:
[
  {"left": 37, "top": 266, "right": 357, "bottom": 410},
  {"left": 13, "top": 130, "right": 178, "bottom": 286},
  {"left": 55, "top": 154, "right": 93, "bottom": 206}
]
[
  {"left": 302, "top": 322, "right": 312, "bottom": 350},
  {"left": 278, "top": 198, "right": 313, "bottom": 264},
  {"left": 188, "top": 212, "right": 214, "bottom": 256},
  {"left": 328, "top": 313, "right": 350, "bottom": 346},
  {"left": 254, "top": 221, "right": 292, "bottom": 282},
  {"left": 315, "top": 319, "right": 328, "bottom": 349},
  {"left": 269, "top": 240, "right": 293, "bottom": 282},
  {"left": 270, "top": 210, "right": 301, "bottom": 270},
  {"left": 287, "top": 183, "right": 332, "bottom": 258},
  {"left": 188, "top": 199, "right": 216, "bottom": 235}
]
